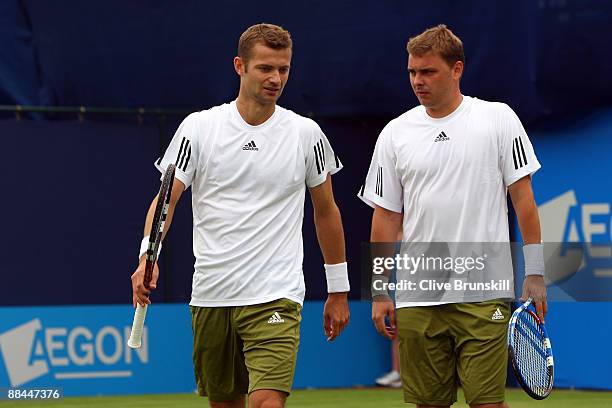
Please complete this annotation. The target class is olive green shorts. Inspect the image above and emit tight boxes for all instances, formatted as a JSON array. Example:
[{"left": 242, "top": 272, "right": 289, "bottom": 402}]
[
  {"left": 190, "top": 298, "right": 302, "bottom": 402},
  {"left": 396, "top": 300, "right": 510, "bottom": 406}
]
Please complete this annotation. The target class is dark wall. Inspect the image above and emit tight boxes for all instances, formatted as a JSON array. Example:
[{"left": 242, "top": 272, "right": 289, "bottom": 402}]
[
  {"left": 2, "top": 0, "right": 610, "bottom": 305},
  {"left": 1, "top": 119, "right": 161, "bottom": 305},
  {"left": 0, "top": 115, "right": 387, "bottom": 305},
  {"left": 2, "top": 1, "right": 612, "bottom": 124}
]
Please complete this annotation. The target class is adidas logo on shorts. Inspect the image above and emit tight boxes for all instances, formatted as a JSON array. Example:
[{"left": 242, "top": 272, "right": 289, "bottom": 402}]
[
  {"left": 267, "top": 312, "right": 285, "bottom": 324},
  {"left": 491, "top": 308, "right": 505, "bottom": 320}
]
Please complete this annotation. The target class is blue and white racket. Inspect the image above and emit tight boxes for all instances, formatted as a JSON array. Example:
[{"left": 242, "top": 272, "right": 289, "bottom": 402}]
[{"left": 507, "top": 297, "right": 554, "bottom": 399}]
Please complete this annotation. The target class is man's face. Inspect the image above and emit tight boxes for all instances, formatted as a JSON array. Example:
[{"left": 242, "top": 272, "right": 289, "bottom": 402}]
[
  {"left": 407, "top": 51, "right": 462, "bottom": 110},
  {"left": 236, "top": 43, "right": 291, "bottom": 105}
]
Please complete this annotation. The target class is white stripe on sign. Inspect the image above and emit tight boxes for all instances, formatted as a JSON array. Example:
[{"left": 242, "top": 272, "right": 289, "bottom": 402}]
[
  {"left": 54, "top": 371, "right": 133, "bottom": 379},
  {"left": 594, "top": 269, "right": 612, "bottom": 277}
]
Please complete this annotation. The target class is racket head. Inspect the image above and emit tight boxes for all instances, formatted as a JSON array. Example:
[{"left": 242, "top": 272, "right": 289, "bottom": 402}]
[
  {"left": 508, "top": 298, "right": 554, "bottom": 400},
  {"left": 143, "top": 163, "right": 176, "bottom": 288}
]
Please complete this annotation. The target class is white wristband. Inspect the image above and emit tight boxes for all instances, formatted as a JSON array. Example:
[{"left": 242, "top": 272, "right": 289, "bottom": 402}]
[
  {"left": 371, "top": 273, "right": 390, "bottom": 298},
  {"left": 139, "top": 236, "right": 162, "bottom": 261},
  {"left": 325, "top": 262, "right": 350, "bottom": 293},
  {"left": 523, "top": 243, "right": 544, "bottom": 276}
]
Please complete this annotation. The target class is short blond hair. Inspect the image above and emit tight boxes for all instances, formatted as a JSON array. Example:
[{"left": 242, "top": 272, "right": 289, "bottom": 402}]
[
  {"left": 407, "top": 24, "right": 464, "bottom": 67},
  {"left": 238, "top": 23, "right": 292, "bottom": 64}
]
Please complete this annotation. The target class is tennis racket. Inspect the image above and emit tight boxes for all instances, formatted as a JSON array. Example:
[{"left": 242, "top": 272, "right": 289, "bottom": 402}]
[
  {"left": 507, "top": 297, "right": 554, "bottom": 399},
  {"left": 127, "top": 163, "right": 176, "bottom": 349}
]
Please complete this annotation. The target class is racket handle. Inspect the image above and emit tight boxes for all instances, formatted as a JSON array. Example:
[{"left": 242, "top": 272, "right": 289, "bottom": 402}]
[{"left": 127, "top": 303, "right": 148, "bottom": 348}]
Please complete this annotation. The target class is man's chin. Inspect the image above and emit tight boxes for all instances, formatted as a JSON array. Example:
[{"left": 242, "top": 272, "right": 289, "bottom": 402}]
[
  {"left": 255, "top": 95, "right": 279, "bottom": 105},
  {"left": 418, "top": 98, "right": 435, "bottom": 108},
  {"left": 262, "top": 92, "right": 281, "bottom": 102}
]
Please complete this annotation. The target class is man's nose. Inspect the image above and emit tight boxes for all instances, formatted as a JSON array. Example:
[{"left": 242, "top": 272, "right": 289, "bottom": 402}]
[
  {"left": 269, "top": 71, "right": 281, "bottom": 85},
  {"left": 412, "top": 72, "right": 424, "bottom": 86}
]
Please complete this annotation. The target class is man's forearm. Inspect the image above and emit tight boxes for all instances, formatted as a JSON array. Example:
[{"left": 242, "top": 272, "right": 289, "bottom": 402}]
[
  {"left": 513, "top": 192, "right": 541, "bottom": 245},
  {"left": 139, "top": 180, "right": 184, "bottom": 262},
  {"left": 510, "top": 178, "right": 545, "bottom": 280},
  {"left": 142, "top": 194, "right": 179, "bottom": 242},
  {"left": 142, "top": 195, "right": 157, "bottom": 237},
  {"left": 139, "top": 194, "right": 176, "bottom": 262},
  {"left": 371, "top": 206, "right": 402, "bottom": 242},
  {"left": 370, "top": 206, "right": 403, "bottom": 284},
  {"left": 509, "top": 177, "right": 541, "bottom": 245},
  {"left": 313, "top": 205, "right": 346, "bottom": 264}
]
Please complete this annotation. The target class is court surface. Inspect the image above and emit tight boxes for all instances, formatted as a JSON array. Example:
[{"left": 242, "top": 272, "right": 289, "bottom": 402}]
[{"left": 2, "top": 388, "right": 612, "bottom": 408}]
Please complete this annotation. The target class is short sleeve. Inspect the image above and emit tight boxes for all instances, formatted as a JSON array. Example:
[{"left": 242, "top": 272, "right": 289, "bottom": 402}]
[
  {"left": 154, "top": 112, "right": 199, "bottom": 189},
  {"left": 357, "top": 124, "right": 403, "bottom": 213},
  {"left": 305, "top": 123, "right": 343, "bottom": 188},
  {"left": 498, "top": 105, "right": 541, "bottom": 187}
]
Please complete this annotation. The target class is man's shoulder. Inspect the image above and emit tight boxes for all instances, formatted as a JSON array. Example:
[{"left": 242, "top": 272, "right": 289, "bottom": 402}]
[
  {"left": 274, "top": 105, "right": 324, "bottom": 146},
  {"left": 176, "top": 103, "right": 231, "bottom": 146},
  {"left": 379, "top": 105, "right": 424, "bottom": 137},
  {"left": 276, "top": 104, "right": 320, "bottom": 131},
  {"left": 468, "top": 96, "right": 514, "bottom": 116},
  {"left": 188, "top": 102, "right": 231, "bottom": 123},
  {"left": 396, "top": 104, "right": 424, "bottom": 122},
  {"left": 390, "top": 104, "right": 429, "bottom": 128}
]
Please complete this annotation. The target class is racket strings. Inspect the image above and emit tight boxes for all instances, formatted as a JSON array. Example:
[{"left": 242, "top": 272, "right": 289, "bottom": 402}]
[
  {"left": 513, "top": 312, "right": 552, "bottom": 397},
  {"left": 144, "top": 164, "right": 176, "bottom": 287}
]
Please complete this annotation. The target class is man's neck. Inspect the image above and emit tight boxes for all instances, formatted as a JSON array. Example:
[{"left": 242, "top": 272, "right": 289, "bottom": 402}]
[
  {"left": 426, "top": 93, "right": 463, "bottom": 119},
  {"left": 235, "top": 95, "right": 275, "bottom": 126}
]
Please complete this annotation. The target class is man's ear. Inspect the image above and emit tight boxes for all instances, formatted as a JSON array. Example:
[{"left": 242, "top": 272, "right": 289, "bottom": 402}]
[
  {"left": 453, "top": 60, "right": 464, "bottom": 80},
  {"left": 234, "top": 56, "right": 244, "bottom": 76}
]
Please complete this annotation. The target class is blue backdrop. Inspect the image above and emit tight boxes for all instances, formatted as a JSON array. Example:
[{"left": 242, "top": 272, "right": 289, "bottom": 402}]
[
  {"left": 515, "top": 107, "right": 612, "bottom": 390},
  {"left": 0, "top": 302, "right": 389, "bottom": 396}
]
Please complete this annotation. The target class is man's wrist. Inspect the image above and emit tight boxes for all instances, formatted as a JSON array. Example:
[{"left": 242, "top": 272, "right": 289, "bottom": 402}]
[
  {"left": 325, "top": 262, "right": 350, "bottom": 293},
  {"left": 523, "top": 243, "right": 545, "bottom": 276},
  {"left": 139, "top": 236, "right": 162, "bottom": 261},
  {"left": 371, "top": 273, "right": 390, "bottom": 299}
]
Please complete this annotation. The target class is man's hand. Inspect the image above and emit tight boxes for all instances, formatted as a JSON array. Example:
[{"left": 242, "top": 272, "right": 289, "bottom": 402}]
[
  {"left": 131, "top": 259, "right": 159, "bottom": 308},
  {"left": 323, "top": 293, "right": 350, "bottom": 341},
  {"left": 372, "top": 296, "right": 396, "bottom": 339},
  {"left": 521, "top": 275, "right": 548, "bottom": 323}
]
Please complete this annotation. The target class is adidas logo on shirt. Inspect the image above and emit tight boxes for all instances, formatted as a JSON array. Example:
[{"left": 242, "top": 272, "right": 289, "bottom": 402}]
[
  {"left": 491, "top": 308, "right": 505, "bottom": 320},
  {"left": 267, "top": 312, "right": 285, "bottom": 324},
  {"left": 434, "top": 131, "right": 450, "bottom": 142},
  {"left": 242, "top": 141, "right": 259, "bottom": 151}
]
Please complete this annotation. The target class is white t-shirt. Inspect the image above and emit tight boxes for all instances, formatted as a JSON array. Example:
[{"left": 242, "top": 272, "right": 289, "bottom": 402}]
[
  {"left": 359, "top": 96, "right": 540, "bottom": 307},
  {"left": 156, "top": 101, "right": 342, "bottom": 307}
]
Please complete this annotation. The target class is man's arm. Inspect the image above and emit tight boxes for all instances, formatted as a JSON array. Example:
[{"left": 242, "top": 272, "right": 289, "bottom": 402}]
[
  {"left": 310, "top": 176, "right": 345, "bottom": 264},
  {"left": 141, "top": 178, "right": 186, "bottom": 253},
  {"left": 371, "top": 205, "right": 403, "bottom": 242},
  {"left": 131, "top": 178, "right": 186, "bottom": 307},
  {"left": 371, "top": 205, "right": 403, "bottom": 339},
  {"left": 508, "top": 176, "right": 540, "bottom": 245},
  {"left": 309, "top": 175, "right": 349, "bottom": 341},
  {"left": 508, "top": 175, "right": 547, "bottom": 321}
]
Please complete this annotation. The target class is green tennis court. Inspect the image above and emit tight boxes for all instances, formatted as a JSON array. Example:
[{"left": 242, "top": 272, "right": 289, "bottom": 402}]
[{"left": 3, "top": 388, "right": 612, "bottom": 408}]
